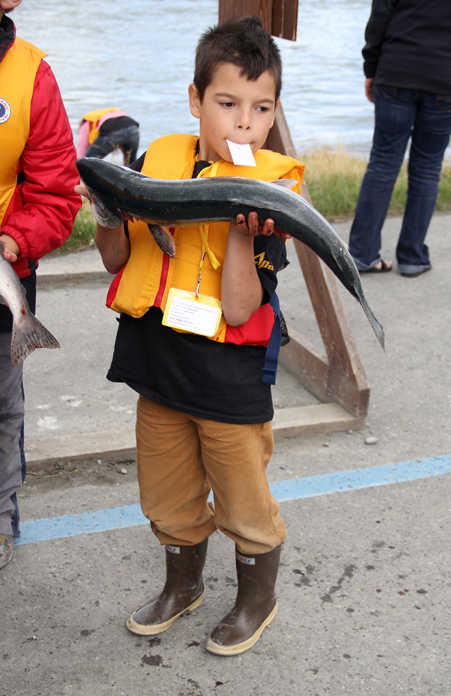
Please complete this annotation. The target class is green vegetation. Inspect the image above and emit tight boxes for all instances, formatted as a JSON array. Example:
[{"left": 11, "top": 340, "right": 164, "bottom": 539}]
[
  {"left": 300, "top": 147, "right": 451, "bottom": 221},
  {"left": 60, "top": 149, "right": 451, "bottom": 253},
  {"left": 57, "top": 199, "right": 96, "bottom": 254}
]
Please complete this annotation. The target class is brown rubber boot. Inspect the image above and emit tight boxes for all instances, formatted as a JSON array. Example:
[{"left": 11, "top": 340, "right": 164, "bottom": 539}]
[
  {"left": 206, "top": 545, "right": 281, "bottom": 656},
  {"left": 126, "top": 539, "right": 208, "bottom": 636}
]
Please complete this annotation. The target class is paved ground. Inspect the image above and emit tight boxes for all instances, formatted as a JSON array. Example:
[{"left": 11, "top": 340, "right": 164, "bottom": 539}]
[{"left": 1, "top": 213, "right": 450, "bottom": 696}]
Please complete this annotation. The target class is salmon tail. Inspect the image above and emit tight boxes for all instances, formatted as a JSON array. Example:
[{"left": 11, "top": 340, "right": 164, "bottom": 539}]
[
  {"left": 356, "top": 288, "right": 385, "bottom": 350},
  {"left": 10, "top": 315, "right": 60, "bottom": 365}
]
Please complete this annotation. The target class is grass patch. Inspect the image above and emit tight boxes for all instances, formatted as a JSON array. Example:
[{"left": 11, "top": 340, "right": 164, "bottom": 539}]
[
  {"left": 57, "top": 199, "right": 96, "bottom": 254},
  {"left": 59, "top": 148, "right": 451, "bottom": 252},
  {"left": 300, "top": 146, "right": 451, "bottom": 221}
]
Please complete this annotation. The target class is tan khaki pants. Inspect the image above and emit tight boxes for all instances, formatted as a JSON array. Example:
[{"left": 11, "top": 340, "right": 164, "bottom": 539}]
[{"left": 135, "top": 397, "right": 286, "bottom": 555}]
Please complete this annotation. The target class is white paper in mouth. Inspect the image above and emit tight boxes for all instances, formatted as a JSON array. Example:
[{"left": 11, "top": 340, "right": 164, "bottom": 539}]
[{"left": 226, "top": 140, "right": 256, "bottom": 166}]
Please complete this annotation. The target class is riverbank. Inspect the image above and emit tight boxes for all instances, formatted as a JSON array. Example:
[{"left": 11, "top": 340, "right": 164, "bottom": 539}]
[{"left": 66, "top": 148, "right": 451, "bottom": 253}]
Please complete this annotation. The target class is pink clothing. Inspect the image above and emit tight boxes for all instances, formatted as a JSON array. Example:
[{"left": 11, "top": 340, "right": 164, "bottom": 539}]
[
  {"left": 76, "top": 121, "right": 90, "bottom": 158},
  {"left": 77, "top": 110, "right": 128, "bottom": 157}
]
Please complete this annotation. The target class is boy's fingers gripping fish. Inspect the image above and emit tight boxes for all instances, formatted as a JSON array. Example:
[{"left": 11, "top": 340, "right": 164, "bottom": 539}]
[
  {"left": 77, "top": 157, "right": 385, "bottom": 349},
  {"left": 0, "top": 242, "right": 60, "bottom": 364}
]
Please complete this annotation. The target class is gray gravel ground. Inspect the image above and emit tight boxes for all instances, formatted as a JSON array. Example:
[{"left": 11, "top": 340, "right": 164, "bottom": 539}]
[{"left": 1, "top": 213, "right": 450, "bottom": 696}]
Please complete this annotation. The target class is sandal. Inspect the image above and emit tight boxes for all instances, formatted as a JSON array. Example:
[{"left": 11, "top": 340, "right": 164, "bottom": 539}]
[{"left": 359, "top": 259, "right": 392, "bottom": 274}]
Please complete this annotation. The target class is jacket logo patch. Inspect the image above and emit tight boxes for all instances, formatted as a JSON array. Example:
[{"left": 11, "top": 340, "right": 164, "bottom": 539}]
[{"left": 0, "top": 98, "right": 11, "bottom": 124}]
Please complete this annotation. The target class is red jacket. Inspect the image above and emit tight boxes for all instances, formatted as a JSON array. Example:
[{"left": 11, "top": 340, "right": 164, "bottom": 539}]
[{"left": 0, "top": 20, "right": 81, "bottom": 279}]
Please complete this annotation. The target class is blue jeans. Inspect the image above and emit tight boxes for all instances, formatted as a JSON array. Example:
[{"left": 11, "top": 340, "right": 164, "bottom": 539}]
[
  {"left": 0, "top": 274, "right": 35, "bottom": 539},
  {"left": 0, "top": 334, "right": 25, "bottom": 539},
  {"left": 349, "top": 85, "right": 451, "bottom": 269}
]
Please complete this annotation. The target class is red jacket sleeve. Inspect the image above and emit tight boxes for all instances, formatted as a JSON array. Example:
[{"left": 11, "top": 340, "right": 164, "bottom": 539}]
[{"left": 2, "top": 59, "right": 82, "bottom": 268}]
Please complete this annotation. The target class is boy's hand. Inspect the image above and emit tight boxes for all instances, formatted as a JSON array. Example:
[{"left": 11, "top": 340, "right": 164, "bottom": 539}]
[
  {"left": 232, "top": 212, "right": 290, "bottom": 239},
  {"left": 74, "top": 182, "right": 122, "bottom": 228}
]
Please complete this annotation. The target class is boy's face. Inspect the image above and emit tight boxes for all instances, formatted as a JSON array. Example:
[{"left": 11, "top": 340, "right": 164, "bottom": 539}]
[{"left": 189, "top": 62, "right": 278, "bottom": 163}]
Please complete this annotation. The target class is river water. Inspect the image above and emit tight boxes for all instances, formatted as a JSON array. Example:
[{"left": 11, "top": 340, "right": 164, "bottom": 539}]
[{"left": 12, "top": 0, "right": 451, "bottom": 161}]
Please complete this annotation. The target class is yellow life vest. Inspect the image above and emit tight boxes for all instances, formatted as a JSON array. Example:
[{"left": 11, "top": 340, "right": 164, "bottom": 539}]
[
  {"left": 80, "top": 108, "right": 122, "bottom": 145},
  {"left": 0, "top": 37, "right": 46, "bottom": 225},
  {"left": 107, "top": 133, "right": 304, "bottom": 345}
]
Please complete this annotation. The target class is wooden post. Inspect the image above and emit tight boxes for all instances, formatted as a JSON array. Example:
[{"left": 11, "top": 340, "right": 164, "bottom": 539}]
[
  {"left": 218, "top": 0, "right": 369, "bottom": 434},
  {"left": 219, "top": 0, "right": 298, "bottom": 40}
]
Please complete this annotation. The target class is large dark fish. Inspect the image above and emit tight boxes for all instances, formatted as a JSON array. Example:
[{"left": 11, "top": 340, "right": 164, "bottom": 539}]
[
  {"left": 0, "top": 242, "right": 60, "bottom": 364},
  {"left": 77, "top": 157, "right": 384, "bottom": 348}
]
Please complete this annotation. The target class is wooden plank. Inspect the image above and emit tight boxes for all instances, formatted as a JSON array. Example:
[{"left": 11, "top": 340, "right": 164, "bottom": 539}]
[
  {"left": 272, "top": 0, "right": 299, "bottom": 40},
  {"left": 265, "top": 104, "right": 297, "bottom": 156},
  {"left": 273, "top": 403, "right": 364, "bottom": 439},
  {"left": 218, "top": 0, "right": 273, "bottom": 29},
  {"left": 279, "top": 328, "right": 330, "bottom": 401},
  {"left": 291, "top": 241, "right": 369, "bottom": 416},
  {"left": 218, "top": 0, "right": 298, "bottom": 39}
]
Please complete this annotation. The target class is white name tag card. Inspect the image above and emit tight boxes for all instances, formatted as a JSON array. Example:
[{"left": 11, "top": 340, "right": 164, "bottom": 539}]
[
  {"left": 162, "top": 288, "right": 222, "bottom": 337},
  {"left": 226, "top": 140, "right": 256, "bottom": 167}
]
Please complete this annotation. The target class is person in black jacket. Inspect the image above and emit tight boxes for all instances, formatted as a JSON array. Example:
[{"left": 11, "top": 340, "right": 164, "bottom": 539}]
[{"left": 348, "top": 0, "right": 451, "bottom": 277}]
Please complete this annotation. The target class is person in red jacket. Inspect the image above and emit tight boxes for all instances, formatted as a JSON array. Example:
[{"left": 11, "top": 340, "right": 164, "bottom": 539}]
[{"left": 0, "top": 0, "right": 81, "bottom": 569}]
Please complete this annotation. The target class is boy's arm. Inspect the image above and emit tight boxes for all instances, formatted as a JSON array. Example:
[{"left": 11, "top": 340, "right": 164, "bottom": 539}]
[
  {"left": 221, "top": 212, "right": 276, "bottom": 326},
  {"left": 76, "top": 153, "right": 145, "bottom": 274},
  {"left": 95, "top": 221, "right": 130, "bottom": 274},
  {"left": 74, "top": 181, "right": 130, "bottom": 274}
]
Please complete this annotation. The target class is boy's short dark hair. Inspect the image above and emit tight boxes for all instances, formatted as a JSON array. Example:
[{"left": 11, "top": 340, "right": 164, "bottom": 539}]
[{"left": 194, "top": 16, "right": 282, "bottom": 102}]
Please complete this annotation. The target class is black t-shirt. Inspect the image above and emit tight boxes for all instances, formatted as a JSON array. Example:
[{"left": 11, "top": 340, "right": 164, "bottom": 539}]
[{"left": 107, "top": 155, "right": 288, "bottom": 424}]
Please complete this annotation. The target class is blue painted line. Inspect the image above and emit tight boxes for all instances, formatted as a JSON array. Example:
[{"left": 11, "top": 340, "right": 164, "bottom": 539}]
[{"left": 16, "top": 455, "right": 451, "bottom": 546}]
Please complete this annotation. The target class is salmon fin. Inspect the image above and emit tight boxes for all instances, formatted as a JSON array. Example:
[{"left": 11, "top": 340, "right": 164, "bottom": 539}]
[
  {"left": 148, "top": 223, "right": 176, "bottom": 257},
  {"left": 10, "top": 315, "right": 60, "bottom": 365}
]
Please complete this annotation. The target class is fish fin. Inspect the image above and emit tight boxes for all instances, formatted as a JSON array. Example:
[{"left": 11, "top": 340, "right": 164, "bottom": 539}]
[
  {"left": 148, "top": 224, "right": 176, "bottom": 257},
  {"left": 11, "top": 315, "right": 60, "bottom": 365},
  {"left": 271, "top": 179, "right": 298, "bottom": 190}
]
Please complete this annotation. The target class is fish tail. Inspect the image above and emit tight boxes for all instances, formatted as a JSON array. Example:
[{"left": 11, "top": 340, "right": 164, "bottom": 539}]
[
  {"left": 355, "top": 288, "right": 385, "bottom": 350},
  {"left": 11, "top": 315, "right": 60, "bottom": 365}
]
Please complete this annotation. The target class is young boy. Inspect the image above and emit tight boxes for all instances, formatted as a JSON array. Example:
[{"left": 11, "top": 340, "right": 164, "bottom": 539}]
[{"left": 80, "top": 17, "right": 304, "bottom": 656}]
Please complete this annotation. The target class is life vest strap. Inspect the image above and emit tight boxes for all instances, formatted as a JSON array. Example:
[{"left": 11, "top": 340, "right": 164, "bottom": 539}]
[{"left": 262, "top": 292, "right": 281, "bottom": 385}]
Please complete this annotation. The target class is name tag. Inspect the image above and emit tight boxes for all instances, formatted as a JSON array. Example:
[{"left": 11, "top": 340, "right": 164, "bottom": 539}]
[
  {"left": 226, "top": 139, "right": 256, "bottom": 167},
  {"left": 162, "top": 288, "right": 222, "bottom": 338}
]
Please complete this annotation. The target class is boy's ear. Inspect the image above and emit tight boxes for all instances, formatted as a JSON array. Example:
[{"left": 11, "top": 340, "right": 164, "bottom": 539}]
[{"left": 188, "top": 83, "right": 201, "bottom": 119}]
